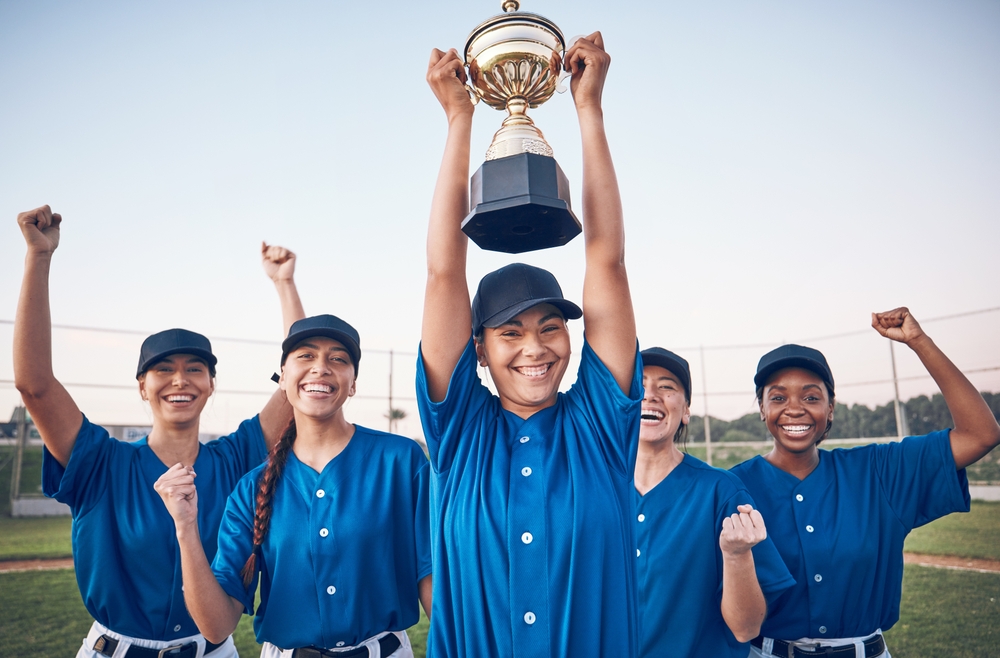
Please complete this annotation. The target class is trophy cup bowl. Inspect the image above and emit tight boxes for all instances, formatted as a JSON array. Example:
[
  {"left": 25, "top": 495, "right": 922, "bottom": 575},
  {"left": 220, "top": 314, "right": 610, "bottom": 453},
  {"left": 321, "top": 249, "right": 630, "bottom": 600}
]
[{"left": 461, "top": 1, "right": 582, "bottom": 254}]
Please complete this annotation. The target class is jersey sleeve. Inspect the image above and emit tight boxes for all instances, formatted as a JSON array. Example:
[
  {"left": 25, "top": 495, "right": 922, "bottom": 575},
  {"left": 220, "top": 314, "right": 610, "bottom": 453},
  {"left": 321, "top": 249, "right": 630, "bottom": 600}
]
[
  {"left": 873, "top": 429, "right": 971, "bottom": 531},
  {"left": 415, "top": 339, "right": 492, "bottom": 472},
  {"left": 42, "top": 416, "right": 117, "bottom": 512},
  {"left": 717, "top": 474, "right": 796, "bottom": 607},
  {"left": 565, "top": 338, "right": 643, "bottom": 475},
  {"left": 204, "top": 415, "right": 269, "bottom": 476},
  {"left": 413, "top": 454, "right": 433, "bottom": 582},
  {"left": 211, "top": 472, "right": 262, "bottom": 614}
]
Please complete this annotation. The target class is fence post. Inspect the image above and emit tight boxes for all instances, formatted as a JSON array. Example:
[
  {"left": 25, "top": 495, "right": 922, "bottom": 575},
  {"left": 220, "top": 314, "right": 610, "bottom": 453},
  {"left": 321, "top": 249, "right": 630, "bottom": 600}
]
[
  {"left": 700, "top": 345, "right": 712, "bottom": 466},
  {"left": 9, "top": 406, "right": 27, "bottom": 510}
]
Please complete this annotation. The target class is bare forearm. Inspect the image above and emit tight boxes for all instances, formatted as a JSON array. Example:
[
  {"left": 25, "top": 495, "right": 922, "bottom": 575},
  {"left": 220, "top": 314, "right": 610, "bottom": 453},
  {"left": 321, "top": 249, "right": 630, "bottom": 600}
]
[
  {"left": 175, "top": 526, "right": 243, "bottom": 643},
  {"left": 419, "top": 574, "right": 432, "bottom": 620},
  {"left": 908, "top": 334, "right": 1000, "bottom": 468},
  {"left": 272, "top": 279, "right": 305, "bottom": 336},
  {"left": 579, "top": 106, "right": 625, "bottom": 262},
  {"left": 720, "top": 551, "right": 766, "bottom": 643}
]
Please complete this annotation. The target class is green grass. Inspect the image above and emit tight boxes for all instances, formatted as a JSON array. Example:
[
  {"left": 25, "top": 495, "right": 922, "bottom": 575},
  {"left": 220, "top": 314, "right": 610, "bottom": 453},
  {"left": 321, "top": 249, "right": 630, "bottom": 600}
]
[
  {"left": 0, "top": 445, "right": 46, "bottom": 516},
  {"left": 0, "top": 564, "right": 991, "bottom": 657},
  {"left": 0, "top": 516, "right": 72, "bottom": 560},
  {"left": 905, "top": 501, "right": 1000, "bottom": 561},
  {"left": 884, "top": 566, "right": 1000, "bottom": 657}
]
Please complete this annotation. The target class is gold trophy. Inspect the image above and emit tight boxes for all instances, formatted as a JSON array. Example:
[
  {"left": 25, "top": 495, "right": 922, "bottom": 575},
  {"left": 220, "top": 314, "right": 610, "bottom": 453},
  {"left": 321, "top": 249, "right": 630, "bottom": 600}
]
[{"left": 462, "top": 0, "right": 581, "bottom": 254}]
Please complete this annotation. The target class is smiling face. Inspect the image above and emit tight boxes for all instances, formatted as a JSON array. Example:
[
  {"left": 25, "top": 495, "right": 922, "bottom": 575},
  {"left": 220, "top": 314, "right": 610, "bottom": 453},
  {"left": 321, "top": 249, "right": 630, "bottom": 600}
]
[
  {"left": 759, "top": 367, "right": 834, "bottom": 458},
  {"left": 279, "top": 336, "right": 357, "bottom": 421},
  {"left": 476, "top": 303, "right": 571, "bottom": 418},
  {"left": 138, "top": 353, "right": 214, "bottom": 428},
  {"left": 639, "top": 365, "right": 691, "bottom": 444}
]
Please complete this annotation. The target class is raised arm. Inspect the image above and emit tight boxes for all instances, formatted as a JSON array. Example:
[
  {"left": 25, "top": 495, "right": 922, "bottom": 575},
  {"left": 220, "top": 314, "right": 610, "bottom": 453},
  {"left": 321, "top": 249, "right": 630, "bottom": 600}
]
[
  {"left": 566, "top": 33, "right": 636, "bottom": 393},
  {"left": 13, "top": 206, "right": 83, "bottom": 467},
  {"left": 257, "top": 243, "right": 303, "bottom": 450},
  {"left": 719, "top": 504, "right": 768, "bottom": 642},
  {"left": 154, "top": 464, "right": 244, "bottom": 643},
  {"left": 872, "top": 308, "right": 1000, "bottom": 470},
  {"left": 421, "top": 48, "right": 476, "bottom": 402}
]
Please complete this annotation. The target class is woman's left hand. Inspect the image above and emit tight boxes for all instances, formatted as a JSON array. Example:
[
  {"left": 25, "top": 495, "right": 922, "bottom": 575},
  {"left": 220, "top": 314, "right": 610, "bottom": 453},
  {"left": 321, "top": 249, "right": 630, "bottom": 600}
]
[
  {"left": 564, "top": 31, "right": 611, "bottom": 112},
  {"left": 719, "top": 504, "right": 767, "bottom": 556},
  {"left": 871, "top": 307, "right": 926, "bottom": 345}
]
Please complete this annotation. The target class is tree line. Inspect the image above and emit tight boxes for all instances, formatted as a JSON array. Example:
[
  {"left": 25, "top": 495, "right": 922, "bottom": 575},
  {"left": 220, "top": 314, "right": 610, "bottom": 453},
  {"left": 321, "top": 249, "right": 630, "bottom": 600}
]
[{"left": 687, "top": 391, "right": 1000, "bottom": 443}]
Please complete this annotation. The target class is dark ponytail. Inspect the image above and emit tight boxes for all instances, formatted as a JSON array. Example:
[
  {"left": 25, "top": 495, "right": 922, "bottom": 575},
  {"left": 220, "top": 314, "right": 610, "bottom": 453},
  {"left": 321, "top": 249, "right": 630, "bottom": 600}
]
[{"left": 240, "top": 419, "right": 297, "bottom": 590}]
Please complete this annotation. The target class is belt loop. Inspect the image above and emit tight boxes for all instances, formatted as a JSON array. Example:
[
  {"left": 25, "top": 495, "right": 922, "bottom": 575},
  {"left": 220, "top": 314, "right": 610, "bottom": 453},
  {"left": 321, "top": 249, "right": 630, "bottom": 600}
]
[{"left": 854, "top": 639, "right": 865, "bottom": 657}]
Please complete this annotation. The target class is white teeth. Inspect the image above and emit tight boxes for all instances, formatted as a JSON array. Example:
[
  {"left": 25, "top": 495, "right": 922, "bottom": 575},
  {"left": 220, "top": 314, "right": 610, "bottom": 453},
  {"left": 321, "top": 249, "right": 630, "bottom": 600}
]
[
  {"left": 514, "top": 364, "right": 550, "bottom": 377},
  {"left": 303, "top": 383, "right": 333, "bottom": 393},
  {"left": 640, "top": 409, "right": 664, "bottom": 420},
  {"left": 782, "top": 425, "right": 812, "bottom": 433},
  {"left": 166, "top": 395, "right": 193, "bottom": 403}
]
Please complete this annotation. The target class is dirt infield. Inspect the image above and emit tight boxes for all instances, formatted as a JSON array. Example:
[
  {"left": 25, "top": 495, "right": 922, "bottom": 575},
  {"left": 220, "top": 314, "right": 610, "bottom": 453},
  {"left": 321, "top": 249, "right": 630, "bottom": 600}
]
[{"left": 2, "top": 553, "right": 1000, "bottom": 574}]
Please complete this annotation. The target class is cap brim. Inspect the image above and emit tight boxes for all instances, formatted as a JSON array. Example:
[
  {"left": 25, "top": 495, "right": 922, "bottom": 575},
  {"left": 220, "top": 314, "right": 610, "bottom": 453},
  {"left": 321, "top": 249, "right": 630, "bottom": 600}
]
[
  {"left": 640, "top": 353, "right": 691, "bottom": 399},
  {"left": 754, "top": 356, "right": 833, "bottom": 389},
  {"left": 281, "top": 329, "right": 361, "bottom": 370},
  {"left": 481, "top": 297, "right": 583, "bottom": 331}
]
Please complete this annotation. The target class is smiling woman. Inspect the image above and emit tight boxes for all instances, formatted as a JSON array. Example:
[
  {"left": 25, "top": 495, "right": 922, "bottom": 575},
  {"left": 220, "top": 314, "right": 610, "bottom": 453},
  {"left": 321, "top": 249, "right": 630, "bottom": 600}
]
[
  {"left": 155, "top": 314, "right": 431, "bottom": 658},
  {"left": 12, "top": 205, "right": 304, "bottom": 658},
  {"left": 731, "top": 309, "right": 1000, "bottom": 658}
]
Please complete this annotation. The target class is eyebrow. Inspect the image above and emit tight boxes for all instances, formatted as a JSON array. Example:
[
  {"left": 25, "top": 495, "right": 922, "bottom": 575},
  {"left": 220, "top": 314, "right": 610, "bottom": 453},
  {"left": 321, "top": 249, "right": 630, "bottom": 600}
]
[
  {"left": 767, "top": 383, "right": 823, "bottom": 392},
  {"left": 497, "top": 313, "right": 564, "bottom": 329},
  {"left": 295, "top": 342, "right": 349, "bottom": 354}
]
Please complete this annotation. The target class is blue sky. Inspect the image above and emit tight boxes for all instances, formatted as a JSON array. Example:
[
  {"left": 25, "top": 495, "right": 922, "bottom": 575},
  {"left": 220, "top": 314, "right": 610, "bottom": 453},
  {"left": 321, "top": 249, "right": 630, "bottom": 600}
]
[{"left": 2, "top": 1, "right": 998, "bottom": 435}]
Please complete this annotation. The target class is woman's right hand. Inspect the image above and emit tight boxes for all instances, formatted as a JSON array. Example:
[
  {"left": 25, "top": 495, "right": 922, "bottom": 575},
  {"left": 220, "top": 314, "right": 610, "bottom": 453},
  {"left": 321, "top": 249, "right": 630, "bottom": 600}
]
[
  {"left": 154, "top": 463, "right": 200, "bottom": 534},
  {"left": 427, "top": 48, "right": 475, "bottom": 122},
  {"left": 261, "top": 242, "right": 296, "bottom": 284},
  {"left": 17, "top": 205, "right": 62, "bottom": 255}
]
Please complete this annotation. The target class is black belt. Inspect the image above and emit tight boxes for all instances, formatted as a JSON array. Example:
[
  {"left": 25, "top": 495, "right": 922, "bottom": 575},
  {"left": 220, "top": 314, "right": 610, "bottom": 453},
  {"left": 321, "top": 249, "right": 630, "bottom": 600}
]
[
  {"left": 289, "top": 632, "right": 401, "bottom": 658},
  {"left": 751, "top": 633, "right": 885, "bottom": 658},
  {"left": 93, "top": 633, "right": 225, "bottom": 658}
]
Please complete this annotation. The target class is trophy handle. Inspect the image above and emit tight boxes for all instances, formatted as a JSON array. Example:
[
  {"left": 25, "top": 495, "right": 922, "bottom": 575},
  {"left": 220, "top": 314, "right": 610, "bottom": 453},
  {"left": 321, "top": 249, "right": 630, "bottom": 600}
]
[
  {"left": 556, "top": 70, "right": 570, "bottom": 94},
  {"left": 465, "top": 83, "right": 482, "bottom": 105}
]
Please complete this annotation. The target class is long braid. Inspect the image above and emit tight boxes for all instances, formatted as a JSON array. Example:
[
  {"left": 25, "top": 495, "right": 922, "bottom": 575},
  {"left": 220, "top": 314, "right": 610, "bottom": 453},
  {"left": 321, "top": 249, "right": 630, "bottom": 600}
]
[{"left": 240, "top": 418, "right": 297, "bottom": 590}]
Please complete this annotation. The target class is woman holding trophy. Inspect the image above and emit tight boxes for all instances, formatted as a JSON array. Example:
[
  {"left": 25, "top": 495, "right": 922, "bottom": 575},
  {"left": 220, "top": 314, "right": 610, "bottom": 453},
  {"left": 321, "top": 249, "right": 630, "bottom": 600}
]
[{"left": 420, "top": 29, "right": 643, "bottom": 658}]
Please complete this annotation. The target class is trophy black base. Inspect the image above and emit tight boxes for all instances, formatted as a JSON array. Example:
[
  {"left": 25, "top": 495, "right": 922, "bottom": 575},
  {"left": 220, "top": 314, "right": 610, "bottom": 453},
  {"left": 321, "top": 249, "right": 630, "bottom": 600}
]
[{"left": 462, "top": 152, "right": 582, "bottom": 254}]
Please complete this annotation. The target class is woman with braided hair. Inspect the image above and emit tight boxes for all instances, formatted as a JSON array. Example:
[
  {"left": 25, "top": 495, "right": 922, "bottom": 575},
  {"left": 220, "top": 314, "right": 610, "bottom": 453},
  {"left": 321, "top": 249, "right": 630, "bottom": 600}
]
[{"left": 156, "top": 314, "right": 432, "bottom": 658}]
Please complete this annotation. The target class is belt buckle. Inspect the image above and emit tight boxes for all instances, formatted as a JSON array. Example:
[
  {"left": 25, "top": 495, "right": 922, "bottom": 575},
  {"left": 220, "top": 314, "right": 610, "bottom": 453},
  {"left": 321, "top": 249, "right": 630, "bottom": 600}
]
[{"left": 157, "top": 644, "right": 188, "bottom": 658}]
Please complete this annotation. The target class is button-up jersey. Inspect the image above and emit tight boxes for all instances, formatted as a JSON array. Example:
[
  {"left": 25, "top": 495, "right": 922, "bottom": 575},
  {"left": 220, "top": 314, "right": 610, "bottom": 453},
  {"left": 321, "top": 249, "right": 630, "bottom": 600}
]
[
  {"left": 212, "top": 426, "right": 431, "bottom": 650},
  {"left": 43, "top": 415, "right": 267, "bottom": 641},
  {"left": 730, "top": 430, "right": 970, "bottom": 640},
  {"left": 417, "top": 338, "right": 643, "bottom": 658},
  {"left": 636, "top": 453, "right": 795, "bottom": 658}
]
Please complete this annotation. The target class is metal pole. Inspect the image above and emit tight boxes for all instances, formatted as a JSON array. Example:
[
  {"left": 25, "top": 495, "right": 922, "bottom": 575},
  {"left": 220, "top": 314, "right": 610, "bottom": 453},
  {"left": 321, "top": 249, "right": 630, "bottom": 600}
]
[
  {"left": 10, "top": 406, "right": 27, "bottom": 509},
  {"left": 890, "top": 342, "right": 905, "bottom": 440},
  {"left": 388, "top": 349, "right": 394, "bottom": 433},
  {"left": 700, "top": 345, "right": 712, "bottom": 466}
]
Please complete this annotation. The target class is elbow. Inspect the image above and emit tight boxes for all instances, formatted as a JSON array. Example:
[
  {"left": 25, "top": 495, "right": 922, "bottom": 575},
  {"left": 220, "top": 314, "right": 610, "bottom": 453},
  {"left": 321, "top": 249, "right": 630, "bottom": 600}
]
[
  {"left": 732, "top": 624, "right": 761, "bottom": 644},
  {"left": 13, "top": 378, "right": 47, "bottom": 402},
  {"left": 202, "top": 628, "right": 231, "bottom": 646}
]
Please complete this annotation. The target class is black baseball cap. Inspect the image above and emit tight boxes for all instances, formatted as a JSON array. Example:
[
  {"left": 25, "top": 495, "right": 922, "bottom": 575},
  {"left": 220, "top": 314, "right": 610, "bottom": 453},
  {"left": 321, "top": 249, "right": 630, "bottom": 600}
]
[
  {"left": 136, "top": 329, "right": 217, "bottom": 379},
  {"left": 640, "top": 347, "right": 691, "bottom": 403},
  {"left": 754, "top": 344, "right": 834, "bottom": 393},
  {"left": 471, "top": 263, "right": 582, "bottom": 336},
  {"left": 280, "top": 315, "right": 361, "bottom": 375}
]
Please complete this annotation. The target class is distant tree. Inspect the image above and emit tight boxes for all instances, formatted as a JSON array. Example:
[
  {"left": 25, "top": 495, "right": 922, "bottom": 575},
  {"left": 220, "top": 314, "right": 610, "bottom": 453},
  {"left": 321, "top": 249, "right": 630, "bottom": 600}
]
[{"left": 385, "top": 408, "right": 407, "bottom": 434}]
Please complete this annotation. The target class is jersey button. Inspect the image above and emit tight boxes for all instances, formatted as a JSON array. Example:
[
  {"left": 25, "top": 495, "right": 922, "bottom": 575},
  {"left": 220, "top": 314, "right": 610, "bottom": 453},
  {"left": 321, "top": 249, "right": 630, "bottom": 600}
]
[
  {"left": 521, "top": 532, "right": 533, "bottom": 544},
  {"left": 806, "top": 525, "right": 814, "bottom": 533},
  {"left": 316, "top": 489, "right": 326, "bottom": 498},
  {"left": 327, "top": 585, "right": 337, "bottom": 595},
  {"left": 814, "top": 574, "right": 823, "bottom": 582},
  {"left": 319, "top": 528, "right": 329, "bottom": 537},
  {"left": 521, "top": 466, "right": 532, "bottom": 477},
  {"left": 819, "top": 626, "right": 827, "bottom": 634},
  {"left": 637, "top": 549, "right": 641, "bottom": 557},
  {"left": 173, "top": 625, "right": 181, "bottom": 632},
  {"left": 638, "top": 514, "right": 645, "bottom": 522},
  {"left": 795, "top": 494, "right": 804, "bottom": 502},
  {"left": 519, "top": 436, "right": 530, "bottom": 444},
  {"left": 336, "top": 642, "right": 345, "bottom": 647},
  {"left": 524, "top": 611, "right": 536, "bottom": 625}
]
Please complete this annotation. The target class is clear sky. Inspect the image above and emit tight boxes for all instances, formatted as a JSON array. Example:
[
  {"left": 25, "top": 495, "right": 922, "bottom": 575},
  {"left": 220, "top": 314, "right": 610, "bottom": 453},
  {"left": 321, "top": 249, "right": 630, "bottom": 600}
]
[{"left": 2, "top": 0, "right": 998, "bottom": 437}]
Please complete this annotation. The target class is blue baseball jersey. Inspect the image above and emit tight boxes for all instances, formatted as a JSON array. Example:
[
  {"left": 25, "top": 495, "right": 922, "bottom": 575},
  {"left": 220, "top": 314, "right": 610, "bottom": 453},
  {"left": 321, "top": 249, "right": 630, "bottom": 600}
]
[
  {"left": 42, "top": 414, "right": 267, "bottom": 641},
  {"left": 635, "top": 453, "right": 795, "bottom": 658},
  {"left": 416, "top": 338, "right": 643, "bottom": 658},
  {"left": 211, "top": 425, "right": 432, "bottom": 650},
  {"left": 730, "top": 430, "right": 970, "bottom": 640}
]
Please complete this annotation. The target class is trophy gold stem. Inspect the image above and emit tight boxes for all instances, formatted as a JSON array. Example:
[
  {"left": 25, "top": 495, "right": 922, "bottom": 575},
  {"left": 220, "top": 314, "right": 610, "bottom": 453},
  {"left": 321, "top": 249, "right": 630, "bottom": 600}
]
[{"left": 485, "top": 96, "right": 554, "bottom": 161}]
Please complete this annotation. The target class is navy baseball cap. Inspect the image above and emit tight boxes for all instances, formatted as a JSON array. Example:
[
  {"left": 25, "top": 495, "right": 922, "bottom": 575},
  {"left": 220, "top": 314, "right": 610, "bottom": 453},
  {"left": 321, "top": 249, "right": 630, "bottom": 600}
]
[
  {"left": 640, "top": 347, "right": 691, "bottom": 403},
  {"left": 471, "top": 263, "right": 582, "bottom": 336},
  {"left": 136, "top": 329, "right": 217, "bottom": 379},
  {"left": 754, "top": 344, "right": 834, "bottom": 393},
  {"left": 280, "top": 315, "right": 361, "bottom": 375}
]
